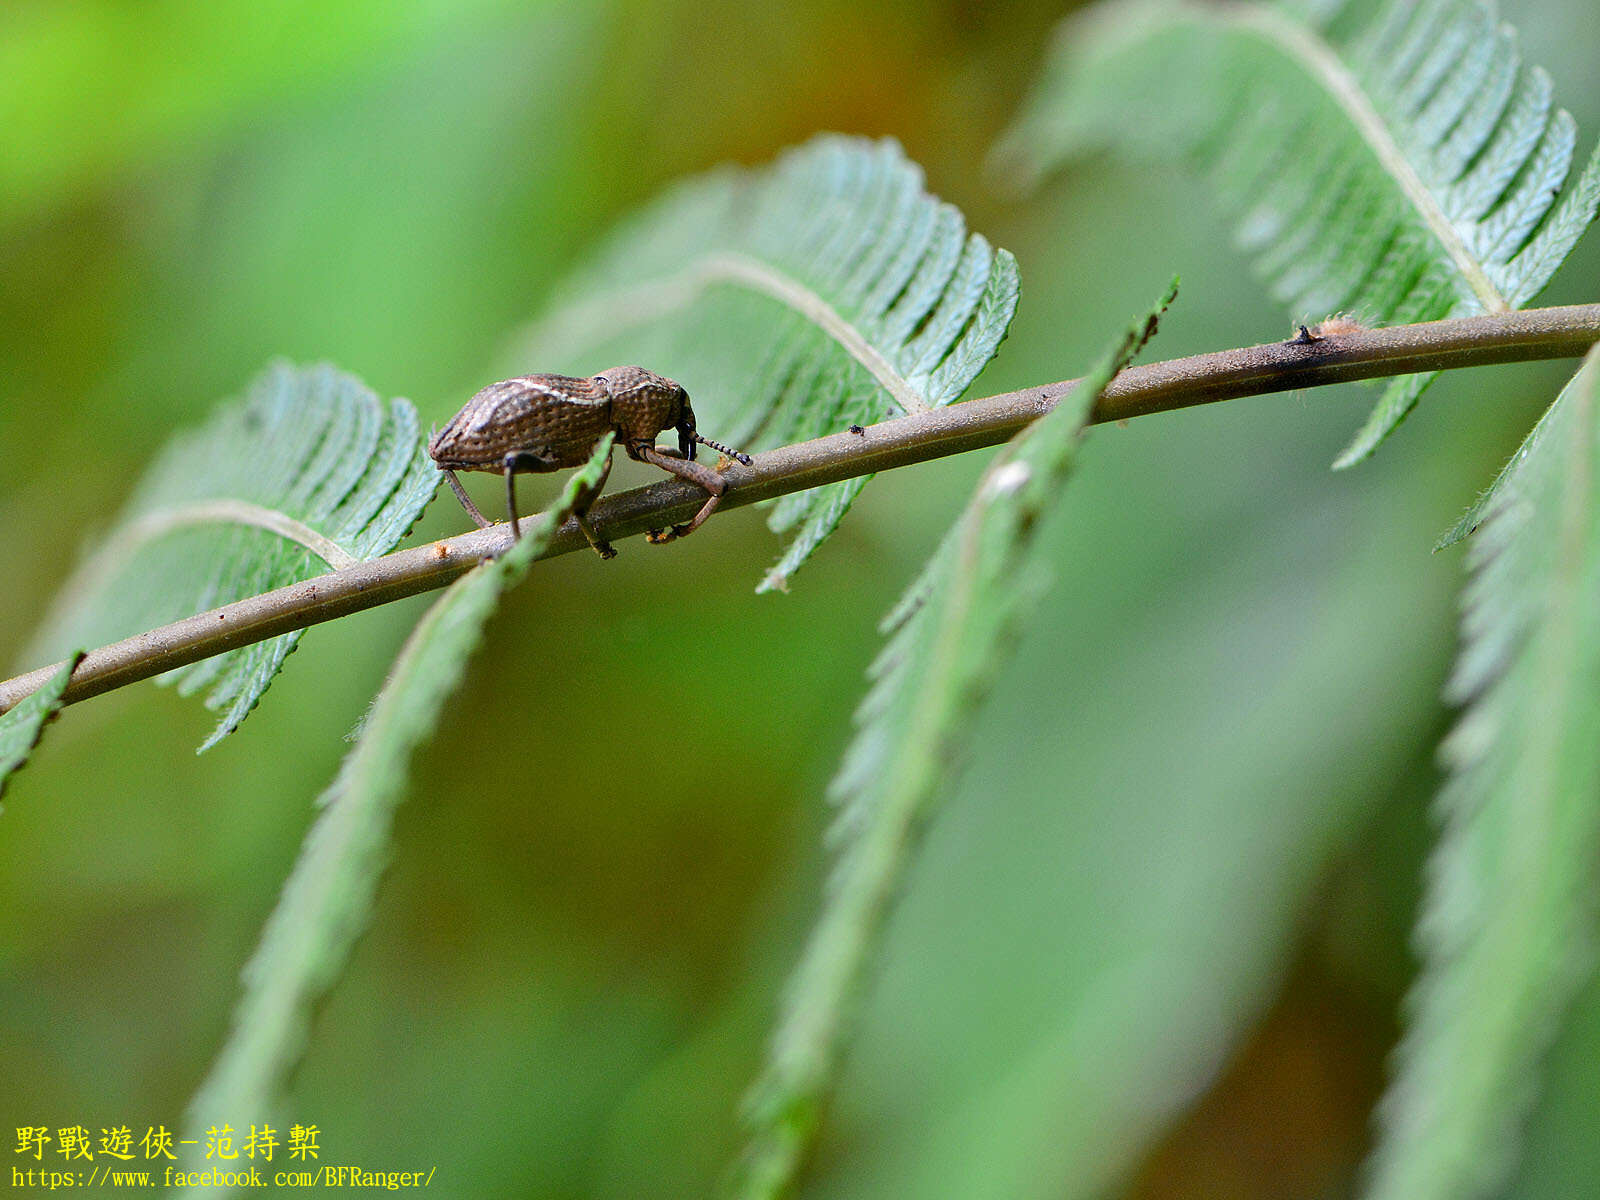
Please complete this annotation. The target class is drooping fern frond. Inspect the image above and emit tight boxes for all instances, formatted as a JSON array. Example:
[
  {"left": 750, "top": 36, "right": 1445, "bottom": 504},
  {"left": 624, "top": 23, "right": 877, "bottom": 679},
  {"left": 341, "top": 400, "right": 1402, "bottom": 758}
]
[
  {"left": 1435, "top": 384, "right": 1564, "bottom": 548},
  {"left": 25, "top": 363, "right": 438, "bottom": 751},
  {"left": 514, "top": 134, "right": 1021, "bottom": 591},
  {"left": 183, "top": 437, "right": 614, "bottom": 1148},
  {"left": 0, "top": 652, "right": 81, "bottom": 810},
  {"left": 731, "top": 285, "right": 1175, "bottom": 1200},
  {"left": 997, "top": 0, "right": 1600, "bottom": 467},
  {"left": 1365, "top": 345, "right": 1600, "bottom": 1200}
]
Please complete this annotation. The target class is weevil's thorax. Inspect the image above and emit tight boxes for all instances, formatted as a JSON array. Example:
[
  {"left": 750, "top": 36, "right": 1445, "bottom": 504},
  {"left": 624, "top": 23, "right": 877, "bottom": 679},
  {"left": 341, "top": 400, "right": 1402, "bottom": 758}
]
[{"left": 595, "top": 366, "right": 686, "bottom": 447}]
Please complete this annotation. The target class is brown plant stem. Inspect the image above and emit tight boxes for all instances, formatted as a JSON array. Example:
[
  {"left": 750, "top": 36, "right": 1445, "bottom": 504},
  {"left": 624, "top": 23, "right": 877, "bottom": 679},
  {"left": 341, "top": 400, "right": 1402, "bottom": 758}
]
[{"left": 3, "top": 302, "right": 1598, "bottom": 716}]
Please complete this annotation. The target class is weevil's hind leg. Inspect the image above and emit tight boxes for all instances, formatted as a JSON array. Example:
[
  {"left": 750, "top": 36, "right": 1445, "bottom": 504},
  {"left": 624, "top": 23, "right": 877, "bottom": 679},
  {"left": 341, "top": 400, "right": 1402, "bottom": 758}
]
[
  {"left": 502, "top": 450, "right": 557, "bottom": 542},
  {"left": 634, "top": 443, "right": 726, "bottom": 544},
  {"left": 503, "top": 455, "right": 524, "bottom": 541},
  {"left": 442, "top": 468, "right": 493, "bottom": 529},
  {"left": 573, "top": 452, "right": 617, "bottom": 559}
]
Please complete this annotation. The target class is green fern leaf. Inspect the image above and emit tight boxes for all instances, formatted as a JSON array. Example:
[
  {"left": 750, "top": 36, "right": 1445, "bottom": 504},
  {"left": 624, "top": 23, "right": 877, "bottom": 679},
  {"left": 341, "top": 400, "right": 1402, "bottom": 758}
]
[
  {"left": 997, "top": 0, "right": 1600, "bottom": 467},
  {"left": 183, "top": 436, "right": 613, "bottom": 1144},
  {"left": 24, "top": 363, "right": 438, "bottom": 751},
  {"left": 513, "top": 134, "right": 1021, "bottom": 591},
  {"left": 731, "top": 284, "right": 1175, "bottom": 1199},
  {"left": 1365, "top": 346, "right": 1600, "bottom": 1200},
  {"left": 1435, "top": 385, "right": 1566, "bottom": 549},
  {"left": 0, "top": 652, "right": 81, "bottom": 810}
]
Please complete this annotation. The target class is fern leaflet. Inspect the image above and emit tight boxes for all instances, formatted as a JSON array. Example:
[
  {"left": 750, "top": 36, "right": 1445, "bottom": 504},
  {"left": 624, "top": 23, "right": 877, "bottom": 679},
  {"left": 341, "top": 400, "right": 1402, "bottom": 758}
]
[
  {"left": 1366, "top": 346, "right": 1600, "bottom": 1200},
  {"left": 514, "top": 134, "right": 1021, "bottom": 591},
  {"left": 731, "top": 284, "right": 1176, "bottom": 1199},
  {"left": 0, "top": 652, "right": 81, "bottom": 810},
  {"left": 24, "top": 363, "right": 438, "bottom": 751},
  {"left": 997, "top": 0, "right": 1600, "bottom": 467},
  {"left": 182, "top": 437, "right": 614, "bottom": 1147}
]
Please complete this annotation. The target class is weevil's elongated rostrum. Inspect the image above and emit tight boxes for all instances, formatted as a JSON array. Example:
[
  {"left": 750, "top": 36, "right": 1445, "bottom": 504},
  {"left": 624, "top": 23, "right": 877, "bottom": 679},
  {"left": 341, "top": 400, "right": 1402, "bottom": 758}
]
[{"left": 428, "top": 366, "right": 752, "bottom": 559}]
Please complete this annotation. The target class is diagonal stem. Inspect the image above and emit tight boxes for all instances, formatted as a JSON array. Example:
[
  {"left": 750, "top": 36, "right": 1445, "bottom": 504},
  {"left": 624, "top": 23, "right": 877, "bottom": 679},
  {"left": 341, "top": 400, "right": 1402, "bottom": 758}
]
[{"left": 3, "top": 302, "right": 1597, "bottom": 716}]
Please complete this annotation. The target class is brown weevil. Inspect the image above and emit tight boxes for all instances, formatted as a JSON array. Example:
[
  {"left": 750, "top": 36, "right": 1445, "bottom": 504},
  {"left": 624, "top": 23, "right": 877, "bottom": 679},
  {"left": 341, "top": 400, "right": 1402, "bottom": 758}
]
[{"left": 428, "top": 366, "right": 751, "bottom": 559}]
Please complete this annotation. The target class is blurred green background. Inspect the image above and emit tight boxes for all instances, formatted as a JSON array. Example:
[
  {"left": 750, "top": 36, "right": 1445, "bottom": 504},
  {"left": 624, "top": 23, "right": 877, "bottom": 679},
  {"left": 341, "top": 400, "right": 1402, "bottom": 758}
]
[{"left": 4, "top": 1, "right": 1599, "bottom": 1196}]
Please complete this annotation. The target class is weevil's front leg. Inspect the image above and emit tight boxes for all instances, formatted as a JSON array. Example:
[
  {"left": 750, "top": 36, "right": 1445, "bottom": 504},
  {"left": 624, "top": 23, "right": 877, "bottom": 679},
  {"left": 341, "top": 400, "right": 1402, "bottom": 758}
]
[
  {"left": 573, "top": 451, "right": 616, "bottom": 559},
  {"left": 441, "top": 468, "right": 492, "bottom": 529},
  {"left": 634, "top": 443, "right": 726, "bottom": 544}
]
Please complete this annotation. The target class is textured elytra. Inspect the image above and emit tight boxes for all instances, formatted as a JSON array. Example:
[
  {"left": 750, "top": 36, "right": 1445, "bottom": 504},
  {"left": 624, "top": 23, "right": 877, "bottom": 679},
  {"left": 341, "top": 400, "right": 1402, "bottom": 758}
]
[
  {"left": 513, "top": 134, "right": 1021, "bottom": 591},
  {"left": 432, "top": 375, "right": 612, "bottom": 468},
  {"left": 999, "top": 0, "right": 1600, "bottom": 467}
]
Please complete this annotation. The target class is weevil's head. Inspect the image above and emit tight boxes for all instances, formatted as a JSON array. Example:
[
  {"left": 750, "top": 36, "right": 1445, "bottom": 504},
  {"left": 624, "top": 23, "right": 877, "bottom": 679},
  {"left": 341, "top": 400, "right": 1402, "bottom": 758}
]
[{"left": 675, "top": 392, "right": 698, "bottom": 460}]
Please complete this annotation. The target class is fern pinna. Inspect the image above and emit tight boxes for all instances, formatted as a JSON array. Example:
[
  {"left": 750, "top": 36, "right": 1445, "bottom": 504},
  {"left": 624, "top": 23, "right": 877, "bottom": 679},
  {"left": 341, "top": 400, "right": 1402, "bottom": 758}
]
[
  {"left": 181, "top": 438, "right": 616, "bottom": 1163},
  {"left": 26, "top": 364, "right": 438, "bottom": 751},
  {"left": 1365, "top": 345, "right": 1600, "bottom": 1200},
  {"left": 998, "top": 0, "right": 1600, "bottom": 466},
  {"left": 734, "top": 287, "right": 1174, "bottom": 1200},
  {"left": 0, "top": 653, "right": 80, "bottom": 807},
  {"left": 516, "top": 134, "right": 1021, "bottom": 591}
]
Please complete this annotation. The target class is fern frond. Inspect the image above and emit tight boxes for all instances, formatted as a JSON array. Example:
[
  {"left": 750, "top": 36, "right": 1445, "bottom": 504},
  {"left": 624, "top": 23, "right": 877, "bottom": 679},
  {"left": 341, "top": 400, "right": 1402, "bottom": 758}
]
[
  {"left": 1435, "top": 385, "right": 1565, "bottom": 549},
  {"left": 1365, "top": 346, "right": 1600, "bottom": 1200},
  {"left": 514, "top": 134, "right": 1021, "bottom": 591},
  {"left": 183, "top": 436, "right": 614, "bottom": 1145},
  {"left": 731, "top": 284, "right": 1175, "bottom": 1200},
  {"left": 25, "top": 363, "right": 438, "bottom": 751},
  {"left": 0, "top": 652, "right": 81, "bottom": 810},
  {"left": 997, "top": 0, "right": 1600, "bottom": 467}
]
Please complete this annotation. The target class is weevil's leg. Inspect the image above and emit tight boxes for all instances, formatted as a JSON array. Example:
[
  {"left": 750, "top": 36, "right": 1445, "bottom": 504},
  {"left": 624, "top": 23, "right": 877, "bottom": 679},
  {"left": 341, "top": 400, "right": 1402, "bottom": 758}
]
[
  {"left": 502, "top": 455, "right": 524, "bottom": 541},
  {"left": 634, "top": 443, "right": 725, "bottom": 544},
  {"left": 658, "top": 441, "right": 752, "bottom": 467},
  {"left": 441, "top": 468, "right": 492, "bottom": 529},
  {"left": 502, "top": 450, "right": 571, "bottom": 541},
  {"left": 573, "top": 451, "right": 616, "bottom": 559}
]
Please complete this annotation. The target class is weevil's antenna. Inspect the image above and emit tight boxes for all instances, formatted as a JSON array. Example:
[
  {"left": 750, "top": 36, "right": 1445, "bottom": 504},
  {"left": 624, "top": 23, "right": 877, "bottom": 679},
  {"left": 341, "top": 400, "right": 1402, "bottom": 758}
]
[{"left": 695, "top": 434, "right": 752, "bottom": 466}]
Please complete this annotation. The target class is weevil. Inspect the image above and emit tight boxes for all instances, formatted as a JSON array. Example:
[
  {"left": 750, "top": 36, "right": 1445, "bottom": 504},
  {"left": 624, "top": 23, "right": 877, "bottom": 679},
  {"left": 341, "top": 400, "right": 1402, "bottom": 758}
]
[{"left": 428, "top": 366, "right": 752, "bottom": 559}]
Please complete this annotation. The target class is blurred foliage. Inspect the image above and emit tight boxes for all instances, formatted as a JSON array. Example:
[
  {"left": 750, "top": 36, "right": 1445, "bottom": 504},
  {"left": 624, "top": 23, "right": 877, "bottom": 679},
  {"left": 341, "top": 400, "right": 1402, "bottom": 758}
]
[{"left": 2, "top": 1, "right": 1599, "bottom": 1198}]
